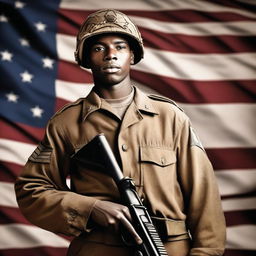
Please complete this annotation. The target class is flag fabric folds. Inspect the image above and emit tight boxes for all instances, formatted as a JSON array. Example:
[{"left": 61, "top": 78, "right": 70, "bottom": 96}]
[{"left": 0, "top": 0, "right": 255, "bottom": 255}]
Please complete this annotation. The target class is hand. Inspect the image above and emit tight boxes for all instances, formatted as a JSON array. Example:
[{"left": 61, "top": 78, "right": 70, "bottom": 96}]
[{"left": 91, "top": 200, "right": 142, "bottom": 245}]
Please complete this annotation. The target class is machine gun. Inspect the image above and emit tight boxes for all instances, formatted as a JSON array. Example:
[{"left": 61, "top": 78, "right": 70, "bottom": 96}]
[{"left": 72, "top": 134, "right": 168, "bottom": 256}]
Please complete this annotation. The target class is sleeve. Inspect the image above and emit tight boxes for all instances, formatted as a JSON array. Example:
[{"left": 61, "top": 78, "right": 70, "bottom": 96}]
[
  {"left": 177, "top": 117, "right": 226, "bottom": 256},
  {"left": 15, "top": 119, "right": 98, "bottom": 237}
]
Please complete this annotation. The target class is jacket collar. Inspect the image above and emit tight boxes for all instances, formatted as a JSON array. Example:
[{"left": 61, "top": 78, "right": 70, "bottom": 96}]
[
  {"left": 81, "top": 86, "right": 159, "bottom": 121},
  {"left": 133, "top": 86, "right": 159, "bottom": 115},
  {"left": 81, "top": 90, "right": 101, "bottom": 121}
]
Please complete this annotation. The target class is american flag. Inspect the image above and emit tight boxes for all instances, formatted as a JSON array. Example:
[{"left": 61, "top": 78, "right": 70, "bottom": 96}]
[{"left": 0, "top": 0, "right": 255, "bottom": 255}]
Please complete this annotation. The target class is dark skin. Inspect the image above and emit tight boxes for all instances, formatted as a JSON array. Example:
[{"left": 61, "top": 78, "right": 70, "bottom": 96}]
[
  {"left": 86, "top": 34, "right": 142, "bottom": 245},
  {"left": 88, "top": 34, "right": 135, "bottom": 99}
]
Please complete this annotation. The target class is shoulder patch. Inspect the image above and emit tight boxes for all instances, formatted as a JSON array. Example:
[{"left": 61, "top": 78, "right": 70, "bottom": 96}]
[
  {"left": 28, "top": 142, "right": 52, "bottom": 163},
  {"left": 148, "top": 94, "right": 184, "bottom": 112},
  {"left": 189, "top": 127, "right": 205, "bottom": 152}
]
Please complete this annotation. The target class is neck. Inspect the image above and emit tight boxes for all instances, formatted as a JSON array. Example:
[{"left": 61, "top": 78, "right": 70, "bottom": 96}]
[{"left": 93, "top": 76, "right": 133, "bottom": 99}]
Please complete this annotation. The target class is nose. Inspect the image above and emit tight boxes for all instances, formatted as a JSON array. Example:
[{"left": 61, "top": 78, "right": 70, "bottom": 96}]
[{"left": 104, "top": 47, "right": 117, "bottom": 61}]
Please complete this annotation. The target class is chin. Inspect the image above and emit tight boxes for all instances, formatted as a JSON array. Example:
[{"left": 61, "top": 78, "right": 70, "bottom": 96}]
[
  {"left": 102, "top": 81, "right": 121, "bottom": 88},
  {"left": 101, "top": 76, "right": 124, "bottom": 87},
  {"left": 93, "top": 71, "right": 129, "bottom": 87}
]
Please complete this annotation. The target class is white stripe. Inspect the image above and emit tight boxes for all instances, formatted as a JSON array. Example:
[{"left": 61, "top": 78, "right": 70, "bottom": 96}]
[
  {"left": 222, "top": 197, "right": 256, "bottom": 212},
  {"left": 54, "top": 80, "right": 256, "bottom": 149},
  {"left": 3, "top": 176, "right": 256, "bottom": 211},
  {"left": 60, "top": 0, "right": 256, "bottom": 18},
  {"left": 2, "top": 197, "right": 256, "bottom": 251},
  {"left": 134, "top": 80, "right": 160, "bottom": 95},
  {"left": 216, "top": 170, "right": 256, "bottom": 197},
  {"left": 137, "top": 49, "right": 256, "bottom": 80},
  {"left": 180, "top": 103, "right": 256, "bottom": 148},
  {"left": 55, "top": 79, "right": 93, "bottom": 102},
  {"left": 132, "top": 16, "right": 256, "bottom": 35},
  {"left": 227, "top": 225, "right": 256, "bottom": 250},
  {"left": 0, "top": 224, "right": 69, "bottom": 249},
  {"left": 0, "top": 182, "right": 18, "bottom": 208},
  {"left": 6, "top": 82, "right": 254, "bottom": 150},
  {"left": 56, "top": 34, "right": 76, "bottom": 63},
  {"left": 0, "top": 139, "right": 36, "bottom": 166},
  {"left": 57, "top": 34, "right": 256, "bottom": 80},
  {"left": 1, "top": 224, "right": 255, "bottom": 251}
]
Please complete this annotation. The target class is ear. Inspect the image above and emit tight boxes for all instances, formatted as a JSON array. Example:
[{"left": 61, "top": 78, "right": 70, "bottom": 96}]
[{"left": 130, "top": 52, "right": 135, "bottom": 65}]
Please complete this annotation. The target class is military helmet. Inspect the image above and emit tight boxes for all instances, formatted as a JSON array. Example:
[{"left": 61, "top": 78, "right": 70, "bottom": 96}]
[{"left": 74, "top": 9, "right": 144, "bottom": 68}]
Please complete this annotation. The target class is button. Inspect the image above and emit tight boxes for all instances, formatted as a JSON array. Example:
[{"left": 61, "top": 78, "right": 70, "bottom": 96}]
[
  {"left": 145, "top": 105, "right": 149, "bottom": 109},
  {"left": 161, "top": 157, "right": 166, "bottom": 165},
  {"left": 122, "top": 144, "right": 128, "bottom": 151}
]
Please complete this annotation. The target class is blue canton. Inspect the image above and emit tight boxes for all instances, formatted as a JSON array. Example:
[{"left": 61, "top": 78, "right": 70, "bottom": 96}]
[{"left": 0, "top": 0, "right": 61, "bottom": 127}]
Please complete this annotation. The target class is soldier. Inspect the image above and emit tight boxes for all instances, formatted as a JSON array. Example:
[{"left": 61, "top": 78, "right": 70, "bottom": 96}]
[{"left": 15, "top": 9, "right": 226, "bottom": 256}]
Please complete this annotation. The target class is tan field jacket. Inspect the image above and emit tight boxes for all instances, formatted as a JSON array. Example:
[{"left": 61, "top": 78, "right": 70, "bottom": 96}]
[{"left": 15, "top": 86, "right": 226, "bottom": 256}]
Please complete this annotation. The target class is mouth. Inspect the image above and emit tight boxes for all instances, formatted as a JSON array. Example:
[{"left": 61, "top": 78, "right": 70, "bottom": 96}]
[{"left": 102, "top": 65, "right": 121, "bottom": 73}]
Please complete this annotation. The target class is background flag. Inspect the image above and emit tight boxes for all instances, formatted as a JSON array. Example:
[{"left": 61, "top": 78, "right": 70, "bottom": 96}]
[{"left": 0, "top": 0, "right": 255, "bottom": 255}]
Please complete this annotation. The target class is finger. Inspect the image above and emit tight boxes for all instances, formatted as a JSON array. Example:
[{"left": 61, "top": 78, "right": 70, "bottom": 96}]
[
  {"left": 121, "top": 207, "right": 132, "bottom": 222},
  {"left": 108, "top": 218, "right": 119, "bottom": 233},
  {"left": 120, "top": 216, "right": 143, "bottom": 245}
]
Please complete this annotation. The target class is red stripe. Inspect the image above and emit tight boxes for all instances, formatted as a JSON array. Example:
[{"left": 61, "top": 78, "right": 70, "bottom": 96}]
[
  {"left": 0, "top": 162, "right": 22, "bottom": 182},
  {"left": 224, "top": 210, "right": 256, "bottom": 226},
  {"left": 206, "top": 148, "right": 256, "bottom": 170},
  {"left": 55, "top": 98, "right": 70, "bottom": 112},
  {"left": 57, "top": 60, "right": 93, "bottom": 83},
  {"left": 0, "top": 206, "right": 30, "bottom": 225},
  {"left": 2, "top": 205, "right": 254, "bottom": 231},
  {"left": 126, "top": 9, "right": 256, "bottom": 22},
  {"left": 3, "top": 146, "right": 254, "bottom": 177},
  {"left": 0, "top": 247, "right": 68, "bottom": 256},
  {"left": 0, "top": 118, "right": 44, "bottom": 144},
  {"left": 1, "top": 247, "right": 256, "bottom": 256},
  {"left": 131, "top": 70, "right": 256, "bottom": 104},
  {"left": 57, "top": 61, "right": 256, "bottom": 104},
  {"left": 141, "top": 28, "right": 256, "bottom": 53},
  {"left": 58, "top": 9, "right": 256, "bottom": 32},
  {"left": 224, "top": 249, "right": 256, "bottom": 256},
  {"left": 58, "top": 12, "right": 256, "bottom": 54},
  {"left": 209, "top": 0, "right": 256, "bottom": 12}
]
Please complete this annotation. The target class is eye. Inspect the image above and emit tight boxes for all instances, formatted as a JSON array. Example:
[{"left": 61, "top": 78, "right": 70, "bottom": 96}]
[
  {"left": 93, "top": 46, "right": 104, "bottom": 52},
  {"left": 116, "top": 44, "right": 127, "bottom": 50}
]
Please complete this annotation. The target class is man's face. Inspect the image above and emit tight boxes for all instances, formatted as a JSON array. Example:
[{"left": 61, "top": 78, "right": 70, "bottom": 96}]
[{"left": 88, "top": 34, "right": 134, "bottom": 87}]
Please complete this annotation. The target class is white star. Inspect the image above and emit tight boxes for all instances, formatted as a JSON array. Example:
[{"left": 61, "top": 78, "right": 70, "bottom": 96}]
[
  {"left": 34, "top": 22, "right": 47, "bottom": 32},
  {"left": 42, "top": 57, "right": 54, "bottom": 69},
  {"left": 15, "top": 1, "right": 26, "bottom": 9},
  {"left": 20, "top": 70, "right": 34, "bottom": 83},
  {"left": 1, "top": 50, "right": 13, "bottom": 61},
  {"left": 31, "top": 106, "right": 44, "bottom": 118},
  {"left": 20, "top": 38, "right": 30, "bottom": 47},
  {"left": 6, "top": 92, "right": 19, "bottom": 103},
  {"left": 0, "top": 14, "right": 8, "bottom": 22}
]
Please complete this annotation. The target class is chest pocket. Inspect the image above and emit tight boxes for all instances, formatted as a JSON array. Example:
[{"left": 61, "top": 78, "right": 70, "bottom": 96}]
[
  {"left": 140, "top": 146, "right": 176, "bottom": 167},
  {"left": 139, "top": 146, "right": 177, "bottom": 195}
]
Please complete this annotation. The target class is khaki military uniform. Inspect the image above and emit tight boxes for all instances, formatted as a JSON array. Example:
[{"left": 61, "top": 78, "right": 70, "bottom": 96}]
[{"left": 15, "top": 86, "right": 226, "bottom": 256}]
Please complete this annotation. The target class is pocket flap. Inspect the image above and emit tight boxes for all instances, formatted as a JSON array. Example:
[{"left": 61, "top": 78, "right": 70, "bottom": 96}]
[{"left": 140, "top": 146, "right": 176, "bottom": 167}]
